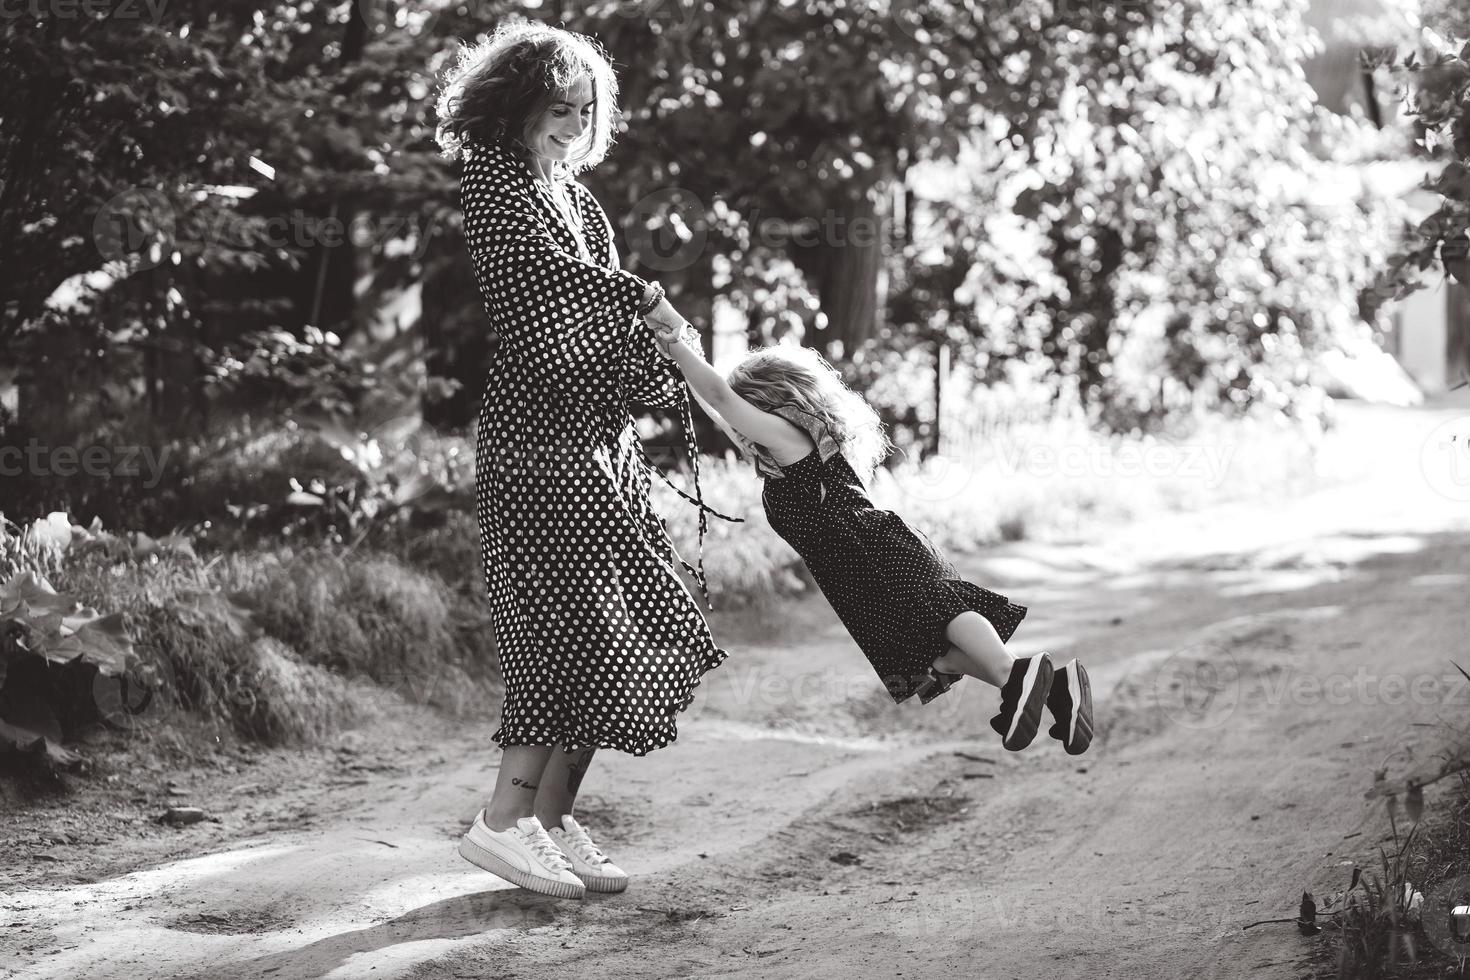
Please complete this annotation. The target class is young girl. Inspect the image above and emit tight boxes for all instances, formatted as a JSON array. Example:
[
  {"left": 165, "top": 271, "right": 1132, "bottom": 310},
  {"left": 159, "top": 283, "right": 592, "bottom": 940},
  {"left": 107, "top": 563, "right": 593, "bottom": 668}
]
[{"left": 651, "top": 322, "right": 1093, "bottom": 753}]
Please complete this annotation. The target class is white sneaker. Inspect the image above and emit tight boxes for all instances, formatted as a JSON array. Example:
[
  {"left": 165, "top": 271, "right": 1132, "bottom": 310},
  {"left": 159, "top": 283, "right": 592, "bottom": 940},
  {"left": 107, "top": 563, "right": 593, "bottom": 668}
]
[
  {"left": 458, "top": 811, "right": 587, "bottom": 899},
  {"left": 547, "top": 814, "right": 629, "bottom": 894}
]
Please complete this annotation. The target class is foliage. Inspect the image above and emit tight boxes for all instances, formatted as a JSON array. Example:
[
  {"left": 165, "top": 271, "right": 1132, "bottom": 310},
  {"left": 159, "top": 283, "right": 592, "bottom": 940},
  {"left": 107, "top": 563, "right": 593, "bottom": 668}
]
[
  {"left": 1313, "top": 660, "right": 1470, "bottom": 978},
  {"left": 884, "top": 0, "right": 1403, "bottom": 433},
  {"left": 2, "top": 508, "right": 503, "bottom": 764},
  {"left": 654, "top": 396, "right": 1341, "bottom": 609},
  {"left": 0, "top": 515, "right": 154, "bottom": 769},
  {"left": 1364, "top": 23, "right": 1470, "bottom": 319},
  {"left": 222, "top": 547, "right": 496, "bottom": 712},
  {"left": 268, "top": 414, "right": 471, "bottom": 546},
  {"left": 127, "top": 580, "right": 374, "bottom": 747},
  {"left": 1421, "top": 0, "right": 1470, "bottom": 42},
  {"left": 649, "top": 453, "right": 810, "bottom": 609},
  {"left": 1329, "top": 821, "right": 1429, "bottom": 976},
  {"left": 2, "top": 0, "right": 1405, "bottom": 472}
]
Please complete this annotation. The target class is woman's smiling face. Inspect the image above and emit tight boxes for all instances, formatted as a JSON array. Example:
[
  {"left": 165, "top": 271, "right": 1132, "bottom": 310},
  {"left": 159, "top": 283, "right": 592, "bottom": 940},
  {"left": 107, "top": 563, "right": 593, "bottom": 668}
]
[{"left": 525, "top": 73, "right": 594, "bottom": 164}]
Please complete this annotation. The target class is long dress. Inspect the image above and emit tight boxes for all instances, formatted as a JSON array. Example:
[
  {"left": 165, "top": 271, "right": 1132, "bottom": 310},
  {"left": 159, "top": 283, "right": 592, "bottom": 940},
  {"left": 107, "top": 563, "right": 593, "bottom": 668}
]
[
  {"left": 746, "top": 404, "right": 1028, "bottom": 704},
  {"left": 461, "top": 137, "right": 726, "bottom": 755}
]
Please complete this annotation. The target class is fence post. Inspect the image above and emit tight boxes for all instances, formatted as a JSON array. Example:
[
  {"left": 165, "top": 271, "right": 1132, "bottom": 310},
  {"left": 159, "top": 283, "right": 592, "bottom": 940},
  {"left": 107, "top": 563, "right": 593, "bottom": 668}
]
[{"left": 933, "top": 340, "right": 949, "bottom": 458}]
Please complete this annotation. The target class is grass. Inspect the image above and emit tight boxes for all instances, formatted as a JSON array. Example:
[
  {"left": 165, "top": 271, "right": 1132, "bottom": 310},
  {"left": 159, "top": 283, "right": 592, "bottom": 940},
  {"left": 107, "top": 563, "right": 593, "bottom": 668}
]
[
  {"left": 0, "top": 393, "right": 1386, "bottom": 769},
  {"left": 45, "top": 535, "right": 500, "bottom": 753},
  {"left": 1301, "top": 731, "right": 1470, "bottom": 979},
  {"left": 651, "top": 398, "right": 1354, "bottom": 606}
]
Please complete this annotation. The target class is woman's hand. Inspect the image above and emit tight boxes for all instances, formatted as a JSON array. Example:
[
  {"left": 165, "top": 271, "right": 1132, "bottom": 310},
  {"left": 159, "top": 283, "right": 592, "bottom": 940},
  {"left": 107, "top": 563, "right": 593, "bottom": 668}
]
[
  {"left": 643, "top": 295, "right": 684, "bottom": 332},
  {"left": 652, "top": 318, "right": 683, "bottom": 346},
  {"left": 651, "top": 320, "right": 681, "bottom": 361}
]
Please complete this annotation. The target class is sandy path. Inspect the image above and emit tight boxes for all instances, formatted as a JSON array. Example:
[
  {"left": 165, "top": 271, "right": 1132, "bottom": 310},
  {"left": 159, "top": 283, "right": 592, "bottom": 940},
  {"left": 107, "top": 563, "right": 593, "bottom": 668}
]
[{"left": 3, "top": 401, "right": 1467, "bottom": 980}]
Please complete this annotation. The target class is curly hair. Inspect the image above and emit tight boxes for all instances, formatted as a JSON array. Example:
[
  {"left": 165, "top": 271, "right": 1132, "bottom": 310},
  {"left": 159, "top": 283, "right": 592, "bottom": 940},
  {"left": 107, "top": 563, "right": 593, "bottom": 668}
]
[
  {"left": 727, "top": 345, "right": 894, "bottom": 484},
  {"left": 433, "top": 17, "right": 623, "bottom": 178}
]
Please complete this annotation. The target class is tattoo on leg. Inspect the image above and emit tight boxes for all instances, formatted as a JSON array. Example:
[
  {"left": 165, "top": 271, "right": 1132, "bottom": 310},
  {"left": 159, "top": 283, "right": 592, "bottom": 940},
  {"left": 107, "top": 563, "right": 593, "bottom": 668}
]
[
  {"left": 511, "top": 777, "right": 538, "bottom": 791},
  {"left": 565, "top": 748, "right": 594, "bottom": 797}
]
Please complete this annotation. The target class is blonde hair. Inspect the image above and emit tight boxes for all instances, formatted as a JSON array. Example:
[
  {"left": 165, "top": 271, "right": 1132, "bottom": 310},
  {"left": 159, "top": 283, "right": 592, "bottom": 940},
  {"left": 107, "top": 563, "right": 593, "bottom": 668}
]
[
  {"left": 726, "top": 345, "right": 893, "bottom": 483},
  {"left": 434, "top": 18, "right": 622, "bottom": 178}
]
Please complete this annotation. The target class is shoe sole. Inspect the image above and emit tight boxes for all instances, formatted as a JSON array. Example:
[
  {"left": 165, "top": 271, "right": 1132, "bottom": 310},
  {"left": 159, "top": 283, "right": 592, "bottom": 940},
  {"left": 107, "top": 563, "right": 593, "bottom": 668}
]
[
  {"left": 576, "top": 872, "right": 629, "bottom": 894},
  {"left": 1057, "top": 661, "right": 1094, "bottom": 755},
  {"left": 1001, "top": 655, "right": 1054, "bottom": 751},
  {"left": 458, "top": 835, "right": 586, "bottom": 899}
]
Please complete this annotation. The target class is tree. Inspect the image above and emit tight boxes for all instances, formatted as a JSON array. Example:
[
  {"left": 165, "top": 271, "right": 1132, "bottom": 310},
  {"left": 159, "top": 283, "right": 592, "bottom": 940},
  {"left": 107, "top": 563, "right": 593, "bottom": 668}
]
[
  {"left": 2, "top": 0, "right": 1409, "bottom": 450},
  {"left": 876, "top": 0, "right": 1404, "bottom": 433}
]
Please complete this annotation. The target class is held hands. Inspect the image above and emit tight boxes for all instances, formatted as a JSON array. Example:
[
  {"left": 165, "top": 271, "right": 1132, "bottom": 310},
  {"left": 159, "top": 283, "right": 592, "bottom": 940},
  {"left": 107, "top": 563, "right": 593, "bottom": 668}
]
[
  {"left": 652, "top": 318, "right": 683, "bottom": 347},
  {"left": 643, "top": 296, "right": 700, "bottom": 360},
  {"left": 644, "top": 295, "right": 682, "bottom": 361}
]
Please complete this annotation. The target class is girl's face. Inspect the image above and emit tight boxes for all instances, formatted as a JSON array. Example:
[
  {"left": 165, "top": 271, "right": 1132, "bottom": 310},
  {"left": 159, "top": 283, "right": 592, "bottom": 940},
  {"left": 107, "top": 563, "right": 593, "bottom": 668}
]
[{"left": 524, "top": 73, "right": 594, "bottom": 164}]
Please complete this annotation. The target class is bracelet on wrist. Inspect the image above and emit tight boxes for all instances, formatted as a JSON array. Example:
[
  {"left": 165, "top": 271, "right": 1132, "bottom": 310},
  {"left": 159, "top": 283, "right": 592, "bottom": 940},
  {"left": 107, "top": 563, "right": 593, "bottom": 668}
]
[{"left": 637, "top": 281, "right": 665, "bottom": 317}]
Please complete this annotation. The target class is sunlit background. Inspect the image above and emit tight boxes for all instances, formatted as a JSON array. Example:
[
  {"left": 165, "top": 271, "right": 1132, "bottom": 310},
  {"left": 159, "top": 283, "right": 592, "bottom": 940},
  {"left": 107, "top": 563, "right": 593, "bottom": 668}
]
[{"left": 3, "top": 1, "right": 1470, "bottom": 978}]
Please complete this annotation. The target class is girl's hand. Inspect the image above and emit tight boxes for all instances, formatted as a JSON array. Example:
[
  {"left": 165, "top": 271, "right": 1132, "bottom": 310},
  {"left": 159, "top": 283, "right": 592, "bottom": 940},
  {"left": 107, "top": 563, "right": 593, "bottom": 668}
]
[{"left": 651, "top": 318, "right": 684, "bottom": 361}]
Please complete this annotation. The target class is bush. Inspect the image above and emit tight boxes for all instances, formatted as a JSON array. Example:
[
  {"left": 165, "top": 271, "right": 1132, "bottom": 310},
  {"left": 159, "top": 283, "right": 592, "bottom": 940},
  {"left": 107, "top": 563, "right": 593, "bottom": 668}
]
[
  {"left": 216, "top": 546, "right": 498, "bottom": 716},
  {"left": 649, "top": 452, "right": 810, "bottom": 609},
  {"left": 1, "top": 511, "right": 502, "bottom": 769}
]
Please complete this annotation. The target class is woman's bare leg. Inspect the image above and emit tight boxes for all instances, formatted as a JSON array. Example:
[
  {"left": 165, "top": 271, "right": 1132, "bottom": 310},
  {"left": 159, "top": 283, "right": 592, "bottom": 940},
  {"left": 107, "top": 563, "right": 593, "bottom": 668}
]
[
  {"left": 932, "top": 611, "right": 1016, "bottom": 688},
  {"left": 534, "top": 746, "right": 596, "bottom": 828},
  {"left": 480, "top": 744, "right": 555, "bottom": 831}
]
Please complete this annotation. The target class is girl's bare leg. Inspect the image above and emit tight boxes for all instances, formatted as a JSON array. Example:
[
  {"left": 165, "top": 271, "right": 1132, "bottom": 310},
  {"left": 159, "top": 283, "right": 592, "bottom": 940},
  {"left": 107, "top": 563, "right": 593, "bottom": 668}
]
[
  {"left": 534, "top": 746, "right": 596, "bottom": 828},
  {"left": 932, "top": 611, "right": 1016, "bottom": 688},
  {"left": 480, "top": 744, "right": 555, "bottom": 831}
]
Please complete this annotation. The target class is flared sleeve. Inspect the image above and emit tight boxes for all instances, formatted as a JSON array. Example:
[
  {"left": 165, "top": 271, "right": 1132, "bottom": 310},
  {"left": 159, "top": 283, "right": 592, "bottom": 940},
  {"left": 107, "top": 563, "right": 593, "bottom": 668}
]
[
  {"left": 559, "top": 180, "right": 687, "bottom": 411},
  {"left": 460, "top": 145, "right": 649, "bottom": 400},
  {"left": 620, "top": 327, "right": 687, "bottom": 409}
]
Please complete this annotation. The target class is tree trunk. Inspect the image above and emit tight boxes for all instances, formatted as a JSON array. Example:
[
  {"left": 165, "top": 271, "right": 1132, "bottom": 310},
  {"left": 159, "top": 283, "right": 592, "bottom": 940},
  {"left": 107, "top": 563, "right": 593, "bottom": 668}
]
[
  {"left": 305, "top": 4, "right": 368, "bottom": 338},
  {"left": 1450, "top": 279, "right": 1470, "bottom": 388},
  {"left": 790, "top": 181, "right": 888, "bottom": 359},
  {"left": 421, "top": 247, "right": 487, "bottom": 430}
]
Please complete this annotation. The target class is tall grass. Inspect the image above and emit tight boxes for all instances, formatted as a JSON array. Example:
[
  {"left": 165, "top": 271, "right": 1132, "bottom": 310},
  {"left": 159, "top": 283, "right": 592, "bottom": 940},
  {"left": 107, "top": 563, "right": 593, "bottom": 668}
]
[
  {"left": 48, "top": 537, "right": 500, "bottom": 750},
  {"left": 214, "top": 547, "right": 498, "bottom": 716},
  {"left": 650, "top": 398, "right": 1342, "bottom": 604}
]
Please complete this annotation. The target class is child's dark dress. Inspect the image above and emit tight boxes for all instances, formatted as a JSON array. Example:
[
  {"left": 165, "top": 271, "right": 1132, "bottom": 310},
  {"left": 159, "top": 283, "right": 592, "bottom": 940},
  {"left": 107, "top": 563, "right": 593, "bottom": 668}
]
[{"left": 750, "top": 404, "right": 1028, "bottom": 704}]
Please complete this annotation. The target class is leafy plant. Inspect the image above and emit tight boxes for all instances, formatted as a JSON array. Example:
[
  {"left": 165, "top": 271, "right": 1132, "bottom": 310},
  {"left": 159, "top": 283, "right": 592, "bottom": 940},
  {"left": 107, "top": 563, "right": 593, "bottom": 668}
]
[
  {"left": 1363, "top": 25, "right": 1470, "bottom": 322},
  {"left": 0, "top": 569, "right": 152, "bottom": 770}
]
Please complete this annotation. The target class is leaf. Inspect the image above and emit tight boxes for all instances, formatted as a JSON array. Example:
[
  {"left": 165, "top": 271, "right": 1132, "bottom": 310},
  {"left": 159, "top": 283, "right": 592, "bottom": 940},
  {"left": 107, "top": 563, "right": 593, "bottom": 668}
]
[
  {"left": 156, "top": 533, "right": 198, "bottom": 561},
  {"left": 30, "top": 512, "right": 74, "bottom": 552},
  {"left": 44, "top": 615, "right": 135, "bottom": 675},
  {"left": 0, "top": 719, "right": 83, "bottom": 769},
  {"left": 1, "top": 571, "right": 74, "bottom": 620},
  {"left": 0, "top": 693, "right": 62, "bottom": 745}
]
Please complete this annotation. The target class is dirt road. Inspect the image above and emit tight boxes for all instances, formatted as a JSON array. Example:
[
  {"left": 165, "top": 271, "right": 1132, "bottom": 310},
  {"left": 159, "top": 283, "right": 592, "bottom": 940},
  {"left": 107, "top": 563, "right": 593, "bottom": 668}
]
[{"left": 3, "top": 400, "right": 1468, "bottom": 980}]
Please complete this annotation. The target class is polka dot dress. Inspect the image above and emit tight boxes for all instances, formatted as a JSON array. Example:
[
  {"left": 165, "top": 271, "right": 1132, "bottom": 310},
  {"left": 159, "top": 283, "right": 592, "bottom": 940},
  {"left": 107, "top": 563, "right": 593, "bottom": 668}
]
[
  {"left": 749, "top": 404, "right": 1028, "bottom": 704},
  {"left": 460, "top": 138, "right": 727, "bottom": 756}
]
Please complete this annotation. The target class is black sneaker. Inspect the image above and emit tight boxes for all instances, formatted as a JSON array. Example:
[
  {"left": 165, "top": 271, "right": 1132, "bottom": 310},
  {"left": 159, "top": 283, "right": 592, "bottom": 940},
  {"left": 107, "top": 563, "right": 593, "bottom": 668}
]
[
  {"left": 1045, "top": 658, "right": 1093, "bottom": 755},
  {"left": 989, "top": 652, "right": 1054, "bottom": 751}
]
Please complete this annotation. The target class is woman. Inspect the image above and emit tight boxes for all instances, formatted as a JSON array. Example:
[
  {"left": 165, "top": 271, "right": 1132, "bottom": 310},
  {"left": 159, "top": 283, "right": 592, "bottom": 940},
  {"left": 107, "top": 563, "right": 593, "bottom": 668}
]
[{"left": 434, "top": 19, "right": 726, "bottom": 900}]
